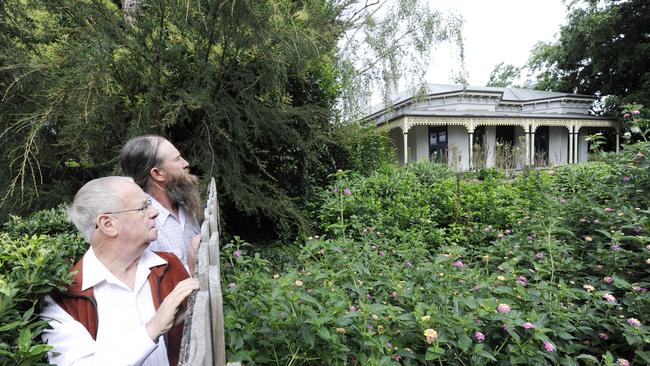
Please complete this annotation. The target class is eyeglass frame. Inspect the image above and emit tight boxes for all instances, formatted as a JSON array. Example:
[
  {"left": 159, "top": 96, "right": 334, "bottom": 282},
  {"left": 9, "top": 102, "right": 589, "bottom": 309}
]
[
  {"left": 103, "top": 198, "right": 153, "bottom": 216},
  {"left": 93, "top": 198, "right": 153, "bottom": 230}
]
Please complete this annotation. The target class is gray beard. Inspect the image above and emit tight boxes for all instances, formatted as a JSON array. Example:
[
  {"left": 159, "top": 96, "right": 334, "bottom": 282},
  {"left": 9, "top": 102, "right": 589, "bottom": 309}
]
[{"left": 166, "top": 172, "right": 203, "bottom": 225}]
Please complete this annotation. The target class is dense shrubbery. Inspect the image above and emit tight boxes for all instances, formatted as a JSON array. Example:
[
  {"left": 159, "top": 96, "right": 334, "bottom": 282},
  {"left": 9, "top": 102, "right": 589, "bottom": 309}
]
[
  {"left": 0, "top": 208, "right": 85, "bottom": 365},
  {"left": 221, "top": 143, "right": 650, "bottom": 365},
  {"left": 1, "top": 143, "right": 649, "bottom": 365}
]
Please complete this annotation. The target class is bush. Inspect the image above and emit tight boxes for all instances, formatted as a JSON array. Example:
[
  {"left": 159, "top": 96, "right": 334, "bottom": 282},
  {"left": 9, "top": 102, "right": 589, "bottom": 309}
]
[{"left": 0, "top": 209, "right": 85, "bottom": 365}]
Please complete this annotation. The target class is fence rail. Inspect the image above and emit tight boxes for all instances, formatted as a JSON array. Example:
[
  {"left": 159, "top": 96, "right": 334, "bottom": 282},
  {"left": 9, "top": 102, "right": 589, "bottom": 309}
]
[{"left": 179, "top": 178, "right": 240, "bottom": 366}]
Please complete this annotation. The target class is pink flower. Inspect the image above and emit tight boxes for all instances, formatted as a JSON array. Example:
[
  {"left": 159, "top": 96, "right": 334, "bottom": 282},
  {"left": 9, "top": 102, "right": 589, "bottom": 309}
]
[
  {"left": 632, "top": 110, "right": 641, "bottom": 116},
  {"left": 228, "top": 283, "right": 236, "bottom": 289},
  {"left": 522, "top": 322, "right": 535, "bottom": 329},
  {"left": 617, "top": 358, "right": 630, "bottom": 366},
  {"left": 624, "top": 113, "right": 631, "bottom": 118},
  {"left": 594, "top": 219, "right": 600, "bottom": 224},
  {"left": 453, "top": 260, "right": 464, "bottom": 268},
  {"left": 391, "top": 291, "right": 398, "bottom": 298},
  {"left": 233, "top": 250, "right": 242, "bottom": 257},
  {"left": 349, "top": 305, "right": 357, "bottom": 312},
  {"left": 627, "top": 318, "right": 641, "bottom": 327},
  {"left": 604, "top": 276, "right": 614, "bottom": 284},
  {"left": 633, "top": 152, "right": 645, "bottom": 162},
  {"left": 646, "top": 244, "right": 650, "bottom": 251},
  {"left": 535, "top": 252, "right": 544, "bottom": 260},
  {"left": 611, "top": 245, "right": 621, "bottom": 251},
  {"left": 633, "top": 286, "right": 648, "bottom": 292},
  {"left": 474, "top": 331, "right": 485, "bottom": 342},
  {"left": 333, "top": 187, "right": 339, "bottom": 193},
  {"left": 379, "top": 251, "right": 385, "bottom": 256},
  {"left": 497, "top": 233, "right": 504, "bottom": 239},
  {"left": 504, "top": 229, "right": 512, "bottom": 234},
  {"left": 497, "top": 304, "right": 511, "bottom": 313},
  {"left": 543, "top": 341, "right": 555, "bottom": 352},
  {"left": 517, "top": 276, "right": 528, "bottom": 287},
  {"left": 622, "top": 176, "right": 631, "bottom": 182},
  {"left": 484, "top": 225, "right": 493, "bottom": 232},
  {"left": 604, "top": 207, "right": 614, "bottom": 213},
  {"left": 602, "top": 293, "right": 616, "bottom": 303},
  {"left": 559, "top": 198, "right": 567, "bottom": 204},
  {"left": 598, "top": 332, "right": 609, "bottom": 340},
  {"left": 343, "top": 188, "right": 352, "bottom": 195}
]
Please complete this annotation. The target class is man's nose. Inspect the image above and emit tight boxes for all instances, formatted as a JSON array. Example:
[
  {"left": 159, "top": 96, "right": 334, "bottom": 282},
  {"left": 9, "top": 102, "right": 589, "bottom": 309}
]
[
  {"left": 149, "top": 207, "right": 159, "bottom": 219},
  {"left": 181, "top": 158, "right": 190, "bottom": 170}
]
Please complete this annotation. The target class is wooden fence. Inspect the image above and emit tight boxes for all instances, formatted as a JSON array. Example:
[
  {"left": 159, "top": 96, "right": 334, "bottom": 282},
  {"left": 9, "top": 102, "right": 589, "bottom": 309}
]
[{"left": 178, "top": 178, "right": 240, "bottom": 366}]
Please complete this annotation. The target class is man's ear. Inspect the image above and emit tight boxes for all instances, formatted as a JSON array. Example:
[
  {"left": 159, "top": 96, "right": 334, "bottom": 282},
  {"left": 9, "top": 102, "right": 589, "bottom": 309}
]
[
  {"left": 150, "top": 166, "right": 165, "bottom": 183},
  {"left": 96, "top": 215, "right": 118, "bottom": 237}
]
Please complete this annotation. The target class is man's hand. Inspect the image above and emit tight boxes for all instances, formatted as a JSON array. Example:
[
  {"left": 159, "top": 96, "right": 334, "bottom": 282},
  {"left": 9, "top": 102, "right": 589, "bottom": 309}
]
[
  {"left": 188, "top": 234, "right": 201, "bottom": 276},
  {"left": 145, "top": 277, "right": 199, "bottom": 341}
]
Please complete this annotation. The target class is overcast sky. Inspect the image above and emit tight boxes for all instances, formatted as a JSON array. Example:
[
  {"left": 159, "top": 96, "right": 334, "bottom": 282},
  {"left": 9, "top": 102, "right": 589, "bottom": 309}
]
[{"left": 425, "top": 0, "right": 568, "bottom": 87}]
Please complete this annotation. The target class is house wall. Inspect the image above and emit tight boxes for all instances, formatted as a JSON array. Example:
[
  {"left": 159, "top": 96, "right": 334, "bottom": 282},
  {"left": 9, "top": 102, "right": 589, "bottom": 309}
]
[
  {"left": 448, "top": 125, "right": 469, "bottom": 171},
  {"left": 578, "top": 129, "right": 589, "bottom": 162},
  {"left": 548, "top": 126, "right": 568, "bottom": 165},
  {"left": 412, "top": 125, "right": 429, "bottom": 162}
]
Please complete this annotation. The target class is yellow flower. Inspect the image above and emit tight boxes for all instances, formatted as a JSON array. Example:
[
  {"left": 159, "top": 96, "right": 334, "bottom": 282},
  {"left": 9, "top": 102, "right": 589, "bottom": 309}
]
[
  {"left": 335, "top": 327, "right": 346, "bottom": 334},
  {"left": 377, "top": 325, "right": 385, "bottom": 334},
  {"left": 482, "top": 255, "right": 490, "bottom": 262},
  {"left": 372, "top": 314, "right": 379, "bottom": 320},
  {"left": 497, "top": 275, "right": 505, "bottom": 281},
  {"left": 646, "top": 258, "right": 650, "bottom": 265},
  {"left": 584, "top": 236, "right": 593, "bottom": 242},
  {"left": 424, "top": 328, "right": 438, "bottom": 343},
  {"left": 420, "top": 315, "right": 431, "bottom": 322},
  {"left": 295, "top": 280, "right": 303, "bottom": 287},
  {"left": 273, "top": 274, "right": 280, "bottom": 279}
]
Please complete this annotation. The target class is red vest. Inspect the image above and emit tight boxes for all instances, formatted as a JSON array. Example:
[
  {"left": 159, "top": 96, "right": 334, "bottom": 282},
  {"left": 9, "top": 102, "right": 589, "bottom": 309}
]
[{"left": 51, "top": 251, "right": 189, "bottom": 366}]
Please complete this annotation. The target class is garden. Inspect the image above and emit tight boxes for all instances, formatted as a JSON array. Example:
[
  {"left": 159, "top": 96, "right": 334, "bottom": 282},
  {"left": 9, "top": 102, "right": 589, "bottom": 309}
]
[{"left": 2, "top": 139, "right": 649, "bottom": 365}]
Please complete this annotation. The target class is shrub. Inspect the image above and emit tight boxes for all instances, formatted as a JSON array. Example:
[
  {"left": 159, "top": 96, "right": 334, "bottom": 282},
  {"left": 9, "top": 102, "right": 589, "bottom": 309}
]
[{"left": 0, "top": 208, "right": 85, "bottom": 365}]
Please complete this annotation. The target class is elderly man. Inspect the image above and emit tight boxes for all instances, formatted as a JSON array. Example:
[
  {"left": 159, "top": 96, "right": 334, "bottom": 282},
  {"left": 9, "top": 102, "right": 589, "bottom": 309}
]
[
  {"left": 120, "top": 136, "right": 201, "bottom": 268},
  {"left": 41, "top": 176, "right": 199, "bottom": 365}
]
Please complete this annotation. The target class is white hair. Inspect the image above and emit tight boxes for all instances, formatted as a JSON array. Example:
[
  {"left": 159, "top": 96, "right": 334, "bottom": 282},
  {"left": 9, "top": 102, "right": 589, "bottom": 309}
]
[{"left": 68, "top": 176, "right": 134, "bottom": 243}]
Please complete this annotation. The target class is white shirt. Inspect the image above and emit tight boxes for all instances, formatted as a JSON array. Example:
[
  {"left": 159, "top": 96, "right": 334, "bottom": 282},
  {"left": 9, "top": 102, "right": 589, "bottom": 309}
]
[
  {"left": 41, "top": 248, "right": 169, "bottom": 366},
  {"left": 148, "top": 196, "right": 200, "bottom": 267}
]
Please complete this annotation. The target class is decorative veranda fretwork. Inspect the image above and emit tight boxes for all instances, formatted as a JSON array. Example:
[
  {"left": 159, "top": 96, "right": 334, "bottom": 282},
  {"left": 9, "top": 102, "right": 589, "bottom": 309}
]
[{"left": 377, "top": 116, "right": 620, "bottom": 133}]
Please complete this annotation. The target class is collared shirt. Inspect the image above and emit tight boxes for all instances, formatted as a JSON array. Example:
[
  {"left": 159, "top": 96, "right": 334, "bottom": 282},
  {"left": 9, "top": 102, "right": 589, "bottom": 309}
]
[
  {"left": 41, "top": 248, "right": 169, "bottom": 366},
  {"left": 148, "top": 196, "right": 200, "bottom": 267}
]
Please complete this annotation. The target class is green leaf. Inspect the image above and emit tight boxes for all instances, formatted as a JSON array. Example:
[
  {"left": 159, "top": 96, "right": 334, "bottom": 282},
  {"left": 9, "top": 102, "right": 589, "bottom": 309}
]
[
  {"left": 316, "top": 327, "right": 330, "bottom": 341},
  {"left": 18, "top": 328, "right": 31, "bottom": 353},
  {"left": 575, "top": 354, "right": 599, "bottom": 364}
]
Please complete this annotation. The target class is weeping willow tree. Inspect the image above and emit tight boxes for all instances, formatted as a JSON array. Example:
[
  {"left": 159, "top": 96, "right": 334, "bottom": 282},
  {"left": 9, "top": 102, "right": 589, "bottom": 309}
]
[{"left": 0, "top": 0, "right": 463, "bottom": 238}]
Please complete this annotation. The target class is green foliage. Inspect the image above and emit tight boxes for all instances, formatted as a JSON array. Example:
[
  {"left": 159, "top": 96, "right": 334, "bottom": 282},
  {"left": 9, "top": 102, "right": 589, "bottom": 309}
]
[
  {"left": 0, "top": 0, "right": 345, "bottom": 239},
  {"left": 3, "top": 143, "right": 650, "bottom": 365},
  {"left": 0, "top": 207, "right": 85, "bottom": 365},
  {"left": 486, "top": 62, "right": 521, "bottom": 88},
  {"left": 527, "top": 0, "right": 650, "bottom": 109}
]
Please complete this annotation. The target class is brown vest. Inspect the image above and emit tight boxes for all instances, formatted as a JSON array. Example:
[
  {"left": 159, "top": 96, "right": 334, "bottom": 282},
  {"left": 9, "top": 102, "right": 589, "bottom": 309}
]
[{"left": 51, "top": 251, "right": 189, "bottom": 366}]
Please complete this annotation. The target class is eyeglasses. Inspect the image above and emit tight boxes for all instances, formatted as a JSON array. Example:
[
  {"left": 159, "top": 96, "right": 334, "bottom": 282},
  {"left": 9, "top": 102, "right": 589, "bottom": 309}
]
[{"left": 104, "top": 198, "right": 152, "bottom": 216}]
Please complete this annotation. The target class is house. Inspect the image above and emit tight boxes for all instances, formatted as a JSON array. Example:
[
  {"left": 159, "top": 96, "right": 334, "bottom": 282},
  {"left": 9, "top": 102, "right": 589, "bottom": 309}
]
[{"left": 367, "top": 84, "right": 620, "bottom": 171}]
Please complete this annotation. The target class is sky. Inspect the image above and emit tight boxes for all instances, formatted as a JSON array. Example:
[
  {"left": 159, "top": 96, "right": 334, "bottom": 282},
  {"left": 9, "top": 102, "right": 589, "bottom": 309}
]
[{"left": 424, "top": 0, "right": 568, "bottom": 87}]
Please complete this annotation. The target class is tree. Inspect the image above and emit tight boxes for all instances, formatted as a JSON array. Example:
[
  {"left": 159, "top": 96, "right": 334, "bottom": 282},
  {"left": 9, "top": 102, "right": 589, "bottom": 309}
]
[
  {"left": 486, "top": 62, "right": 521, "bottom": 88},
  {"left": 527, "top": 0, "right": 650, "bottom": 109},
  {"left": 0, "top": 0, "right": 463, "bottom": 239}
]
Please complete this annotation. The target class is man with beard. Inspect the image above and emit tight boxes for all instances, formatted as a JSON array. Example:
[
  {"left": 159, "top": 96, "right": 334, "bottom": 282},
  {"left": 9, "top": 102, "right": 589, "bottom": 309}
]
[{"left": 120, "top": 135, "right": 202, "bottom": 270}]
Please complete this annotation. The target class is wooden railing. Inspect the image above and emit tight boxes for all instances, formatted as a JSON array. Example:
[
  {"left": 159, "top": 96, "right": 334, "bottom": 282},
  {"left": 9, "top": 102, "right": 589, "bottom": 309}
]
[{"left": 178, "top": 178, "right": 240, "bottom": 366}]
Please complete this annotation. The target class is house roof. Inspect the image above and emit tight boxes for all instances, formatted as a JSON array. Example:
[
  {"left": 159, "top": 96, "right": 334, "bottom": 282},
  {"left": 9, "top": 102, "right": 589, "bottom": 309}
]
[{"left": 366, "top": 83, "right": 610, "bottom": 124}]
